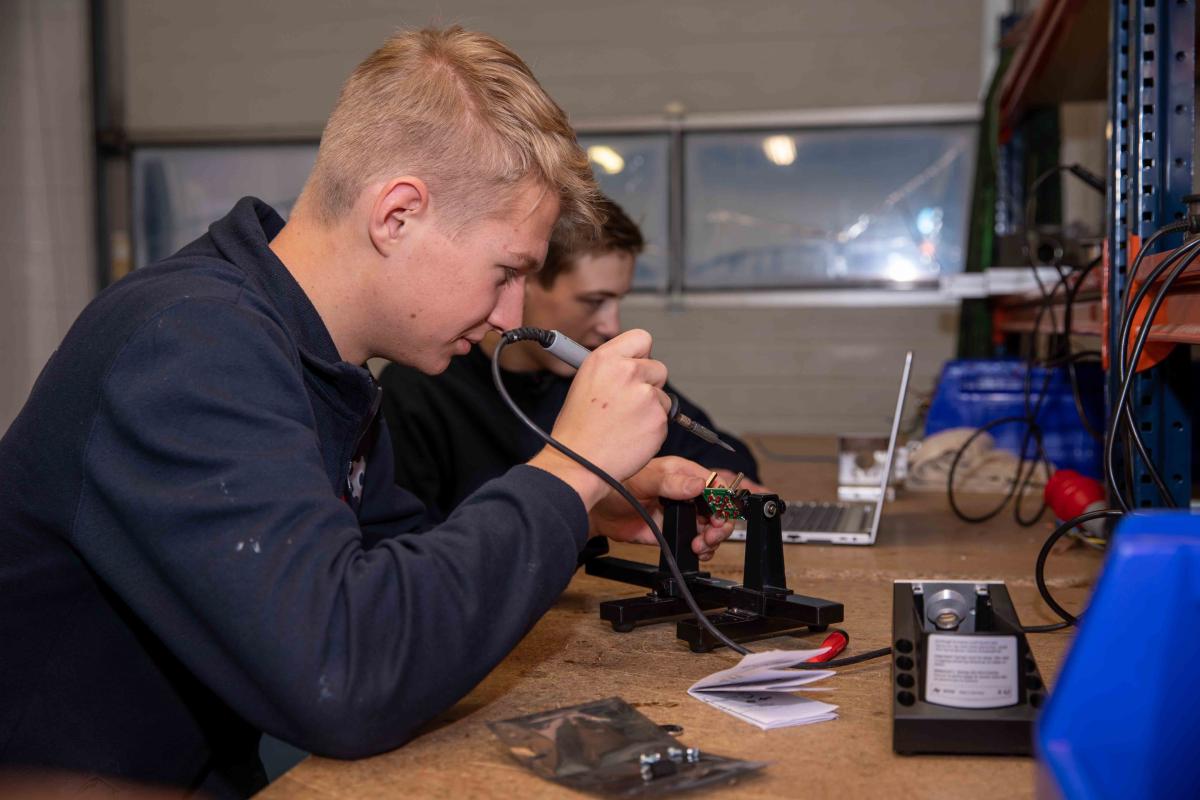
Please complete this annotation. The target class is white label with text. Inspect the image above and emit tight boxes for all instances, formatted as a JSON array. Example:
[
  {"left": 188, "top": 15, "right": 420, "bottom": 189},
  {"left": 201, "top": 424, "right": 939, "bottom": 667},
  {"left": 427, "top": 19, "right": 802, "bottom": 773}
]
[{"left": 924, "top": 634, "right": 1018, "bottom": 709}]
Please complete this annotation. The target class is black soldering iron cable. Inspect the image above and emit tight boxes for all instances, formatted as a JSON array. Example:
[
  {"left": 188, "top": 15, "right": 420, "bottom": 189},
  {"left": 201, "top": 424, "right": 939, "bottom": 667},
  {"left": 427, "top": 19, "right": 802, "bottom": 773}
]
[
  {"left": 1031, "top": 507, "right": 1125, "bottom": 628},
  {"left": 490, "top": 332, "right": 752, "bottom": 656}
]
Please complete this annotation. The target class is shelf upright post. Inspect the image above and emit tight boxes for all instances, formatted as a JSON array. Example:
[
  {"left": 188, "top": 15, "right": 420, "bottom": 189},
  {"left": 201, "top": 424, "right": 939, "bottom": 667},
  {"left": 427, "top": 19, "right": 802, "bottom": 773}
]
[{"left": 1111, "top": 0, "right": 1196, "bottom": 509}]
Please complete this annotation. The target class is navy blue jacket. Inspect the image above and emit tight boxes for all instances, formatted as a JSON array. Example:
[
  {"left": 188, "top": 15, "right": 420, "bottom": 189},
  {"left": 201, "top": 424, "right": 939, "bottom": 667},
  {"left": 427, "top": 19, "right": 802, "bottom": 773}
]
[{"left": 0, "top": 198, "right": 588, "bottom": 797}]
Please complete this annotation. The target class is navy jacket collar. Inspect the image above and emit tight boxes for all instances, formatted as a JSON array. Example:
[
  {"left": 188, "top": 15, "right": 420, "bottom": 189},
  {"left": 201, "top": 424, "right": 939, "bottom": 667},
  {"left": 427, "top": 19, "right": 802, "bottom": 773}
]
[
  {"left": 205, "top": 197, "right": 378, "bottom": 418},
  {"left": 207, "top": 197, "right": 344, "bottom": 367}
]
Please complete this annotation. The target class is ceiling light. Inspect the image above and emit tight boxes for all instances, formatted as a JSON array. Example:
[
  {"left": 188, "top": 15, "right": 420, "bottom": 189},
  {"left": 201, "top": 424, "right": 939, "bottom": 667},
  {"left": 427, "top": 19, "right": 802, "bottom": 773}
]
[
  {"left": 762, "top": 135, "right": 796, "bottom": 166},
  {"left": 885, "top": 253, "right": 921, "bottom": 283},
  {"left": 587, "top": 145, "right": 625, "bottom": 175}
]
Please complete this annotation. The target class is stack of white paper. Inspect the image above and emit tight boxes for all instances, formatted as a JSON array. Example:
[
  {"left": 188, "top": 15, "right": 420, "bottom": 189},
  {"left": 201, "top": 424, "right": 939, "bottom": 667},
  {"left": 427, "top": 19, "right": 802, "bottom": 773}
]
[{"left": 687, "top": 648, "right": 838, "bottom": 730}]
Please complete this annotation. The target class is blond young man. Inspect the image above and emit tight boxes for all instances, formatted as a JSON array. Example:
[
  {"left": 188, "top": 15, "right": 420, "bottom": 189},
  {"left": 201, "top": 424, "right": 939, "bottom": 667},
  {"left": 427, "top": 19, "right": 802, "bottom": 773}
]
[
  {"left": 0, "top": 29, "right": 730, "bottom": 796},
  {"left": 381, "top": 196, "right": 764, "bottom": 532}
]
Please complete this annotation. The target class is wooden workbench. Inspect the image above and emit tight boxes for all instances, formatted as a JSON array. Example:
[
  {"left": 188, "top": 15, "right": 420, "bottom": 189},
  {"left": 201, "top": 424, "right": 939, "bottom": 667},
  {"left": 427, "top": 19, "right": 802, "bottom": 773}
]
[{"left": 259, "top": 436, "right": 1104, "bottom": 799}]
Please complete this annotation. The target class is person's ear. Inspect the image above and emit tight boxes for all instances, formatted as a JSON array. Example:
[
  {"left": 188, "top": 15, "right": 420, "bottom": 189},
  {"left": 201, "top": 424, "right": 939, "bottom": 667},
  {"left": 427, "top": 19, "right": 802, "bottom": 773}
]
[{"left": 368, "top": 177, "right": 428, "bottom": 257}]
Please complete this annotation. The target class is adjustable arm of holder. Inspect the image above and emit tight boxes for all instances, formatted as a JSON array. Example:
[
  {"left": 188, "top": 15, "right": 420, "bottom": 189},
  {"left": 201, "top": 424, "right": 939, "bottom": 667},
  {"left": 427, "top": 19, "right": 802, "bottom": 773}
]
[{"left": 584, "top": 498, "right": 736, "bottom": 632}]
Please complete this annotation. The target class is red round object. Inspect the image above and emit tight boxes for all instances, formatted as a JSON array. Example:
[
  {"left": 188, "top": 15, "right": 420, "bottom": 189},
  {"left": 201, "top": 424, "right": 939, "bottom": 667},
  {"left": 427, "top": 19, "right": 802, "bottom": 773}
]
[{"left": 1044, "top": 470, "right": 1104, "bottom": 521}]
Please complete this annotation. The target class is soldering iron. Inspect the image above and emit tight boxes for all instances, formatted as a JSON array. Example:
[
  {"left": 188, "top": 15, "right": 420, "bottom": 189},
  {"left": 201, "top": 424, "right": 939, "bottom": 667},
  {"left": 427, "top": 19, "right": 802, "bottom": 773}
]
[{"left": 500, "top": 326, "right": 735, "bottom": 453}]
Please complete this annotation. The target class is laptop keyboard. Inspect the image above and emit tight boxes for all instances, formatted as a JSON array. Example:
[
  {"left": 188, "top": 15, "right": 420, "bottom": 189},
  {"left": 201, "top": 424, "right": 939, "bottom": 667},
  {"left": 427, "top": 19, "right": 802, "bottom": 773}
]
[{"left": 781, "top": 502, "right": 851, "bottom": 532}]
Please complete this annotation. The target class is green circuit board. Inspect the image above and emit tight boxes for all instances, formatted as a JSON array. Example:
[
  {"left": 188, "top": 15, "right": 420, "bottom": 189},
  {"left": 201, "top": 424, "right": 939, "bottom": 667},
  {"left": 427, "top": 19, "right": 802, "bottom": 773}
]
[{"left": 703, "top": 487, "right": 746, "bottom": 520}]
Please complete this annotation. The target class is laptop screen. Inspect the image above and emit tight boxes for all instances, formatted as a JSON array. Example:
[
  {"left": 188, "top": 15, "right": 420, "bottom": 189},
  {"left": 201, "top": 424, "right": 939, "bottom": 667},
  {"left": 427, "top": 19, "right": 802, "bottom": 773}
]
[{"left": 868, "top": 351, "right": 914, "bottom": 536}]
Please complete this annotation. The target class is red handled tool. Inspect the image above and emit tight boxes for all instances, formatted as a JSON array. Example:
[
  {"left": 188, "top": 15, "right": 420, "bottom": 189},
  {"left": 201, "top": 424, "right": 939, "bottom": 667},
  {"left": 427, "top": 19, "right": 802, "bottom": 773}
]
[{"left": 805, "top": 630, "right": 849, "bottom": 663}]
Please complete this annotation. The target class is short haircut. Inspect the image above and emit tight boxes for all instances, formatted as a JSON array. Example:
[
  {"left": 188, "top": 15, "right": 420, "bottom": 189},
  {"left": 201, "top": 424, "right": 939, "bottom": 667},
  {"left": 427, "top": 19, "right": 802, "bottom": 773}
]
[
  {"left": 304, "top": 27, "right": 599, "bottom": 236},
  {"left": 535, "top": 195, "right": 644, "bottom": 288}
]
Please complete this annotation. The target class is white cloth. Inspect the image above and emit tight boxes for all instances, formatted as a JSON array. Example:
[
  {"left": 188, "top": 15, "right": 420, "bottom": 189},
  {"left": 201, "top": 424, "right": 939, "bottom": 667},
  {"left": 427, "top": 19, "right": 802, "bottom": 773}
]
[{"left": 907, "top": 428, "right": 1050, "bottom": 493}]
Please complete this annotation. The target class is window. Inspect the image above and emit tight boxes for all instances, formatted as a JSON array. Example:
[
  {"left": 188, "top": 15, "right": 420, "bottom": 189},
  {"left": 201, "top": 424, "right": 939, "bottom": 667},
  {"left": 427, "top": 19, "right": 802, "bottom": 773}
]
[
  {"left": 127, "top": 115, "right": 977, "bottom": 294},
  {"left": 578, "top": 134, "right": 670, "bottom": 290},
  {"left": 132, "top": 144, "right": 316, "bottom": 268},
  {"left": 684, "top": 125, "right": 976, "bottom": 289}
]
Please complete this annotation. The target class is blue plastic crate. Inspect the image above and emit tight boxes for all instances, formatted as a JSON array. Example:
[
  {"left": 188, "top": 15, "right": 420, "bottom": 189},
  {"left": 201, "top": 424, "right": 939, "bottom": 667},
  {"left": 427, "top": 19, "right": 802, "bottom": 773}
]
[
  {"left": 925, "top": 359, "right": 1103, "bottom": 478},
  {"left": 1037, "top": 512, "right": 1200, "bottom": 799}
]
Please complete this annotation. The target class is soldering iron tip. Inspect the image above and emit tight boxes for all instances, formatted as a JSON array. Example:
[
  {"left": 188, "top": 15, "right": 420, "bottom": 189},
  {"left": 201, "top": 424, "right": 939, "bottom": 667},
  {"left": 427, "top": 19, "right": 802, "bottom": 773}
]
[{"left": 716, "top": 439, "right": 736, "bottom": 453}]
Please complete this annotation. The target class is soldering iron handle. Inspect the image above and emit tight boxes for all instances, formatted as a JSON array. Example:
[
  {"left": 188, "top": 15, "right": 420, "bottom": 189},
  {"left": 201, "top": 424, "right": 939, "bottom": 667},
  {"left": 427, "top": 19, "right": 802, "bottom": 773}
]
[{"left": 543, "top": 330, "right": 591, "bottom": 370}]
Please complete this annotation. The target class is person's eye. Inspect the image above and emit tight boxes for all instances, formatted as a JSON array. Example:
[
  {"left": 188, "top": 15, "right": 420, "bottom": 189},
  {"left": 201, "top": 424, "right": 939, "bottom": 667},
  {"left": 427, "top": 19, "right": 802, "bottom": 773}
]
[{"left": 498, "top": 267, "right": 521, "bottom": 287}]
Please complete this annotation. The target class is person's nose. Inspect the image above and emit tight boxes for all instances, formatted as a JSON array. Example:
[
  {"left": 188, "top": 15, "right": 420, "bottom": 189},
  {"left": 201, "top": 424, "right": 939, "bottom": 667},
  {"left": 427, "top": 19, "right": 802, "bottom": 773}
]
[
  {"left": 595, "top": 302, "right": 621, "bottom": 340},
  {"left": 487, "top": 278, "right": 526, "bottom": 332}
]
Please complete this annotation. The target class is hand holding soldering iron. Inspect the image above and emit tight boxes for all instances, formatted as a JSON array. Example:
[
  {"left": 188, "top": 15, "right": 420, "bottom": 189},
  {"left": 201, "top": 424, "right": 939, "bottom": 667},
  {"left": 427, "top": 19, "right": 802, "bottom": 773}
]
[
  {"left": 545, "top": 329, "right": 674, "bottom": 484},
  {"left": 534, "top": 328, "right": 734, "bottom": 452}
]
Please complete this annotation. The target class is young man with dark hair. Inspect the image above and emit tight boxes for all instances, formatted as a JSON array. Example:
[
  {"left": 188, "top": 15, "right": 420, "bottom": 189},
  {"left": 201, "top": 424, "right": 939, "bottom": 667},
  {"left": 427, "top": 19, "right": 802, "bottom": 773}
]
[
  {"left": 380, "top": 196, "right": 764, "bottom": 535},
  {"left": 0, "top": 29, "right": 731, "bottom": 797}
]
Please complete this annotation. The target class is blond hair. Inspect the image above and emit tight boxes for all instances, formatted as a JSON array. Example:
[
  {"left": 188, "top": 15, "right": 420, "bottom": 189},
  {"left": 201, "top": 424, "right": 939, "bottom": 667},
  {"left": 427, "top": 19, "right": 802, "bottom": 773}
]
[{"left": 305, "top": 26, "right": 599, "bottom": 236}]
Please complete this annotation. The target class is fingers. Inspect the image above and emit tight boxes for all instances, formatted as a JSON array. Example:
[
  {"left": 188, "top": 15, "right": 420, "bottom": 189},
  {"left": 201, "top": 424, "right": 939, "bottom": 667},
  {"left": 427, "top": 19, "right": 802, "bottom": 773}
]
[
  {"left": 654, "top": 387, "right": 672, "bottom": 414},
  {"left": 598, "top": 328, "right": 653, "bottom": 359},
  {"left": 643, "top": 462, "right": 705, "bottom": 501},
  {"left": 692, "top": 516, "right": 735, "bottom": 562},
  {"left": 628, "top": 528, "right": 659, "bottom": 546},
  {"left": 635, "top": 359, "right": 668, "bottom": 389},
  {"left": 709, "top": 468, "right": 770, "bottom": 495},
  {"left": 596, "top": 330, "right": 666, "bottom": 389},
  {"left": 652, "top": 455, "right": 715, "bottom": 482}
]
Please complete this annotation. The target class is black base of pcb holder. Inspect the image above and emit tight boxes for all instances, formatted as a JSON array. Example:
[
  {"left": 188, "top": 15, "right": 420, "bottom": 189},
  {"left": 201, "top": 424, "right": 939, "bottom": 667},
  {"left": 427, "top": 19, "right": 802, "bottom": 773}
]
[{"left": 584, "top": 494, "right": 844, "bottom": 653}]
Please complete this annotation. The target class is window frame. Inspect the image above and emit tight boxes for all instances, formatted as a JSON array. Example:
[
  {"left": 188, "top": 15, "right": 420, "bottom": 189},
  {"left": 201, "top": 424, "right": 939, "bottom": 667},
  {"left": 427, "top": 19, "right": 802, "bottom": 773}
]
[{"left": 122, "top": 103, "right": 980, "bottom": 307}]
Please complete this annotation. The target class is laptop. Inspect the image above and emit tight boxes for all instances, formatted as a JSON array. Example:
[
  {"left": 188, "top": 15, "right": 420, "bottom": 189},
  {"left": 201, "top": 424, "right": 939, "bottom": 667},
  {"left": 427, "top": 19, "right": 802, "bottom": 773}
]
[{"left": 728, "top": 351, "right": 913, "bottom": 546}]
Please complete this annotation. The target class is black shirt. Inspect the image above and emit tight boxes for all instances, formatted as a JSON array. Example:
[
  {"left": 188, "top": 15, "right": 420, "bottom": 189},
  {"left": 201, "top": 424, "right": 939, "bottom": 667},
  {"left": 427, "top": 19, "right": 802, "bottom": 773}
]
[{"left": 379, "top": 346, "right": 759, "bottom": 522}]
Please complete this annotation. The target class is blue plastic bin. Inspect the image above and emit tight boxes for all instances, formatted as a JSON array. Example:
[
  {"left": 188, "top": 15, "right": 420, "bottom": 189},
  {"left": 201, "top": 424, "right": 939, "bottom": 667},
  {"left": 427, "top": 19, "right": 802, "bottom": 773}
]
[
  {"left": 1037, "top": 512, "right": 1200, "bottom": 799},
  {"left": 925, "top": 359, "right": 1103, "bottom": 478}
]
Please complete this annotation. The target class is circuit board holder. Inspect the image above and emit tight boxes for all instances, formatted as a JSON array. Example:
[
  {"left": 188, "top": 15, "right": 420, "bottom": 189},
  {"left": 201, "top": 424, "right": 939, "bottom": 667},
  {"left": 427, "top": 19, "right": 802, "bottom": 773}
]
[{"left": 584, "top": 493, "right": 844, "bottom": 652}]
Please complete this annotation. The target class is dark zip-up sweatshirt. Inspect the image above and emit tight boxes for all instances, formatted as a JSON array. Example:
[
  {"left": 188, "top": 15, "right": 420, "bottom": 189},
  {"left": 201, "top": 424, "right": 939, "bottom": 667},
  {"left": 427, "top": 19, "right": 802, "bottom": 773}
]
[{"left": 0, "top": 198, "right": 588, "bottom": 797}]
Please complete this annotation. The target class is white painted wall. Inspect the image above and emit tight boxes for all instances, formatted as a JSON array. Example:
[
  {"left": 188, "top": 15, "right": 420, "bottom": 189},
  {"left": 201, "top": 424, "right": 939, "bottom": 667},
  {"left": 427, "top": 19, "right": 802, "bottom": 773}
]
[
  {"left": 622, "top": 298, "right": 955, "bottom": 435},
  {"left": 119, "top": 0, "right": 985, "bottom": 137},
  {"left": 1, "top": 0, "right": 96, "bottom": 431}
]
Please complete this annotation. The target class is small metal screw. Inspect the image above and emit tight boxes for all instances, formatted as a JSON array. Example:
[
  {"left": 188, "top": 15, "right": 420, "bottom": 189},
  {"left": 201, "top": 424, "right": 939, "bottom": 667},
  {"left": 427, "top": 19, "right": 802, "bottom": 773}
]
[
  {"left": 763, "top": 500, "right": 778, "bottom": 518},
  {"left": 685, "top": 747, "right": 701, "bottom": 763},
  {"left": 639, "top": 755, "right": 677, "bottom": 783},
  {"left": 666, "top": 746, "right": 684, "bottom": 762}
]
